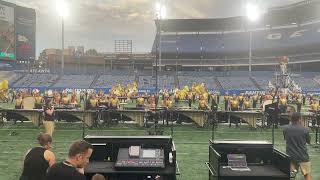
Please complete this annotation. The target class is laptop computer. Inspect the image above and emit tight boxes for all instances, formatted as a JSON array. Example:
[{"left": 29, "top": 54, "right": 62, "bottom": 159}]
[{"left": 227, "top": 154, "right": 251, "bottom": 171}]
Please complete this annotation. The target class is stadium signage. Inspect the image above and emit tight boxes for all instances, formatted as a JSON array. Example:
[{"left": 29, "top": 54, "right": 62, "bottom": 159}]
[
  {"left": 244, "top": 90, "right": 266, "bottom": 95},
  {"left": 63, "top": 88, "right": 95, "bottom": 94},
  {"left": 0, "top": 52, "right": 14, "bottom": 59},
  {"left": 29, "top": 68, "right": 50, "bottom": 73},
  {"left": 266, "top": 29, "right": 313, "bottom": 40}
]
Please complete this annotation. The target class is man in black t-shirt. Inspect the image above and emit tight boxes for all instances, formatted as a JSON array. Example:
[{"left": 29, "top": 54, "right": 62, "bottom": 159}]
[
  {"left": 46, "top": 140, "right": 93, "bottom": 180},
  {"left": 43, "top": 98, "right": 55, "bottom": 136},
  {"left": 283, "top": 113, "right": 311, "bottom": 180},
  {"left": 20, "top": 133, "right": 56, "bottom": 180}
]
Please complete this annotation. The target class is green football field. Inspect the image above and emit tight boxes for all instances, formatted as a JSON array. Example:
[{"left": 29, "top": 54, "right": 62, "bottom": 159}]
[{"left": 0, "top": 122, "right": 319, "bottom": 180}]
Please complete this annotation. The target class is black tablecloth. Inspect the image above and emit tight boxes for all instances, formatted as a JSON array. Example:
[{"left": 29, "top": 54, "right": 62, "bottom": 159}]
[
  {"left": 219, "top": 165, "right": 287, "bottom": 177},
  {"left": 85, "top": 162, "right": 175, "bottom": 175}
]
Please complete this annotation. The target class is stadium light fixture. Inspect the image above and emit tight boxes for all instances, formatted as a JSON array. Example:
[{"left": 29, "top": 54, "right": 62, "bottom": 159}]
[
  {"left": 56, "top": 0, "right": 69, "bottom": 18},
  {"left": 246, "top": 3, "right": 260, "bottom": 22},
  {"left": 155, "top": 2, "right": 166, "bottom": 19}
]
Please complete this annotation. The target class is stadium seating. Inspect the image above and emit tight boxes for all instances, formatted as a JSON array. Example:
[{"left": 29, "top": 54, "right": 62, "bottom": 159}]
[
  {"left": 138, "top": 75, "right": 175, "bottom": 90},
  {"left": 292, "top": 77, "right": 320, "bottom": 91},
  {"left": 154, "top": 22, "right": 320, "bottom": 59},
  {"left": 217, "top": 77, "right": 258, "bottom": 90},
  {"left": 158, "top": 75, "right": 175, "bottom": 90},
  {"left": 177, "top": 76, "right": 219, "bottom": 90},
  {"left": 92, "top": 75, "right": 135, "bottom": 88},
  {"left": 0, "top": 71, "right": 23, "bottom": 86},
  {"left": 138, "top": 76, "right": 154, "bottom": 89},
  {"left": 252, "top": 77, "right": 272, "bottom": 90},
  {"left": 3, "top": 71, "right": 319, "bottom": 92},
  {"left": 52, "top": 75, "right": 95, "bottom": 88},
  {"left": 12, "top": 74, "right": 59, "bottom": 88}
]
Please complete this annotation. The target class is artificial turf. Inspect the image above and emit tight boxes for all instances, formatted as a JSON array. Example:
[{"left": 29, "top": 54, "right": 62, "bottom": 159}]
[
  {"left": 0, "top": 122, "right": 319, "bottom": 180},
  {"left": 0, "top": 98, "right": 318, "bottom": 180}
]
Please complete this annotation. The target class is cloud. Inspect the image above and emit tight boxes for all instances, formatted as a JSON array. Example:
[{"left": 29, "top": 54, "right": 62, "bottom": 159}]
[{"left": 8, "top": 0, "right": 304, "bottom": 56}]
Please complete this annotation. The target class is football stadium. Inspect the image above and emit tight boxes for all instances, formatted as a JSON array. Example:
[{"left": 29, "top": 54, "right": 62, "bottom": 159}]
[{"left": 0, "top": 0, "right": 320, "bottom": 180}]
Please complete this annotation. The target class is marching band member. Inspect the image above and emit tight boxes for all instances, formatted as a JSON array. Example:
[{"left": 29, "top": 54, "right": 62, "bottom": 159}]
[
  {"left": 52, "top": 91, "right": 60, "bottom": 106},
  {"left": 243, "top": 97, "right": 251, "bottom": 110},
  {"left": 147, "top": 94, "right": 156, "bottom": 109},
  {"left": 279, "top": 94, "right": 288, "bottom": 113},
  {"left": 15, "top": 93, "right": 23, "bottom": 109},
  {"left": 296, "top": 95, "right": 302, "bottom": 113},
  {"left": 230, "top": 96, "right": 239, "bottom": 111},
  {"left": 87, "top": 94, "right": 98, "bottom": 110},
  {"left": 224, "top": 92, "right": 230, "bottom": 111},
  {"left": 188, "top": 91, "right": 193, "bottom": 108},
  {"left": 70, "top": 92, "right": 78, "bottom": 105},
  {"left": 43, "top": 99, "right": 55, "bottom": 136},
  {"left": 198, "top": 95, "right": 210, "bottom": 110},
  {"left": 80, "top": 90, "right": 85, "bottom": 103},
  {"left": 34, "top": 92, "right": 44, "bottom": 109},
  {"left": 136, "top": 94, "right": 145, "bottom": 109},
  {"left": 110, "top": 95, "right": 120, "bottom": 110},
  {"left": 252, "top": 93, "right": 258, "bottom": 108},
  {"left": 309, "top": 100, "right": 319, "bottom": 113},
  {"left": 60, "top": 91, "right": 70, "bottom": 105},
  {"left": 229, "top": 96, "right": 240, "bottom": 127},
  {"left": 238, "top": 93, "right": 244, "bottom": 108},
  {"left": 98, "top": 94, "right": 109, "bottom": 108}
]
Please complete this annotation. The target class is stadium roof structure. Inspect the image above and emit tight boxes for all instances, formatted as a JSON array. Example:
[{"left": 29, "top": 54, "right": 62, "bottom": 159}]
[
  {"left": 155, "top": 0, "right": 320, "bottom": 33},
  {"left": 155, "top": 17, "right": 250, "bottom": 33}
]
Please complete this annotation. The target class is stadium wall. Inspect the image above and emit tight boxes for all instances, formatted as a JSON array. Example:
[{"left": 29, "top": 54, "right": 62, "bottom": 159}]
[{"left": 10, "top": 86, "right": 320, "bottom": 95}]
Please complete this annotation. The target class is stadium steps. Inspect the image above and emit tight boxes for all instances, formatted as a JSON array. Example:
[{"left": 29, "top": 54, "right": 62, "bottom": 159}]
[
  {"left": 214, "top": 77, "right": 223, "bottom": 90},
  {"left": 10, "top": 73, "right": 25, "bottom": 87},
  {"left": 250, "top": 77, "right": 262, "bottom": 90},
  {"left": 89, "top": 74, "right": 100, "bottom": 88},
  {"left": 174, "top": 74, "right": 178, "bottom": 89},
  {"left": 135, "top": 74, "right": 138, "bottom": 83},
  {"left": 49, "top": 74, "right": 62, "bottom": 88}
]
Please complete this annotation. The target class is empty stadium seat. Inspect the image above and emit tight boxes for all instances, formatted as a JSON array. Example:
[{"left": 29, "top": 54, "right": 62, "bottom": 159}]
[
  {"left": 12, "top": 74, "right": 59, "bottom": 88},
  {"left": 53, "top": 75, "right": 94, "bottom": 88}
]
